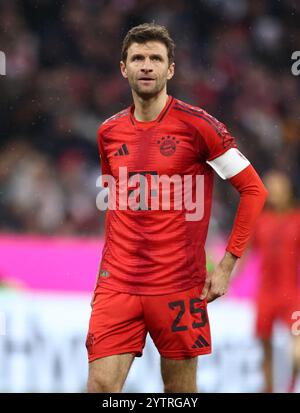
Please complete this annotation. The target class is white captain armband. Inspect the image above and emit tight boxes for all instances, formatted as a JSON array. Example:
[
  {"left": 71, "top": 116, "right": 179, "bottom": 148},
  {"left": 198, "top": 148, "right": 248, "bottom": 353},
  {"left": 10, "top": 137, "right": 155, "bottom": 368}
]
[{"left": 206, "top": 148, "right": 250, "bottom": 180}]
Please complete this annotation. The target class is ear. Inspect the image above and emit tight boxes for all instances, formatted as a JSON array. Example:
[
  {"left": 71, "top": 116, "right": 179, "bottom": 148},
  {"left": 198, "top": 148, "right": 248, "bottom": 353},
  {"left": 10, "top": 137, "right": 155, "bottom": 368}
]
[
  {"left": 120, "top": 61, "right": 128, "bottom": 79},
  {"left": 167, "top": 62, "right": 175, "bottom": 80}
]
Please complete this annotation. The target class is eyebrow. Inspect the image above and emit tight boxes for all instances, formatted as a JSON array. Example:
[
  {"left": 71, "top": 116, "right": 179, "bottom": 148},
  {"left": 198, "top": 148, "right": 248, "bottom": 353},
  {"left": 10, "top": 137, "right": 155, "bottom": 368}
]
[{"left": 130, "top": 53, "right": 164, "bottom": 60}]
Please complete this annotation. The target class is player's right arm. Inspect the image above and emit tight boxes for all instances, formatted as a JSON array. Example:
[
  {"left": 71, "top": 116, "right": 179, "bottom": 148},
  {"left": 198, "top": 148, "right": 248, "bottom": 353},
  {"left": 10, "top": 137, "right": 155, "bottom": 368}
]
[
  {"left": 90, "top": 124, "right": 112, "bottom": 307},
  {"left": 98, "top": 124, "right": 111, "bottom": 176}
]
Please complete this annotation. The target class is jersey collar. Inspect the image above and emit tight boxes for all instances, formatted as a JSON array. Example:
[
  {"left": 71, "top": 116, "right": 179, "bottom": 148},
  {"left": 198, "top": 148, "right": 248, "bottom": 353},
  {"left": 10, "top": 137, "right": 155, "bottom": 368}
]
[{"left": 129, "top": 95, "right": 175, "bottom": 127}]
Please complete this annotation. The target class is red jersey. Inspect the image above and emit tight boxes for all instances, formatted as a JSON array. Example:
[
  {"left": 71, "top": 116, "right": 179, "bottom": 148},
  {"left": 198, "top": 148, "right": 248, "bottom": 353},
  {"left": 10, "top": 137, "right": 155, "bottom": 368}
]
[
  {"left": 97, "top": 96, "right": 239, "bottom": 295},
  {"left": 254, "top": 209, "right": 300, "bottom": 298}
]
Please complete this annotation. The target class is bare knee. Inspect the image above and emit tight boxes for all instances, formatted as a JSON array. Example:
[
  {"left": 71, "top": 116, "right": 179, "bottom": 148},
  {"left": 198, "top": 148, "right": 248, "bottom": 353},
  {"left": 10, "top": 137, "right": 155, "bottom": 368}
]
[
  {"left": 161, "top": 357, "right": 198, "bottom": 393},
  {"left": 163, "top": 379, "right": 197, "bottom": 393},
  {"left": 87, "top": 354, "right": 134, "bottom": 393},
  {"left": 87, "top": 371, "right": 122, "bottom": 393}
]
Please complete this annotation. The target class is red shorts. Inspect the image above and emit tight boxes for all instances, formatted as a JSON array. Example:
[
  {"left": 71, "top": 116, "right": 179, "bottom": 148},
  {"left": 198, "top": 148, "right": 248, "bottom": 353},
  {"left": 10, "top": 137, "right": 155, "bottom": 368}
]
[
  {"left": 256, "top": 294, "right": 300, "bottom": 339},
  {"left": 86, "top": 285, "right": 211, "bottom": 362}
]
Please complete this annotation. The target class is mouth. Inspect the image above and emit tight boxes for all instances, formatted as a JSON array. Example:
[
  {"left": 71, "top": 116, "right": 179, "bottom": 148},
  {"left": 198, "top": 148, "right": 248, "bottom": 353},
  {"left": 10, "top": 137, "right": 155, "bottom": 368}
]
[{"left": 138, "top": 77, "right": 155, "bottom": 83}]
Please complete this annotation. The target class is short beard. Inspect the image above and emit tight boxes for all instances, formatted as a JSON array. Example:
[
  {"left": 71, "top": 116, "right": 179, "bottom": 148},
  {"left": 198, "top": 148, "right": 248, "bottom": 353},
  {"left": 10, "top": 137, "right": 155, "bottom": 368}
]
[{"left": 130, "top": 80, "right": 166, "bottom": 100}]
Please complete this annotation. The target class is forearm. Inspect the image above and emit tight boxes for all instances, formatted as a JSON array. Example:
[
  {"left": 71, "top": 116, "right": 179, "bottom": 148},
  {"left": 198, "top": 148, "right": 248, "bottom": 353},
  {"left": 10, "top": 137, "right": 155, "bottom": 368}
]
[
  {"left": 219, "top": 251, "right": 238, "bottom": 274},
  {"left": 226, "top": 165, "right": 268, "bottom": 257}
]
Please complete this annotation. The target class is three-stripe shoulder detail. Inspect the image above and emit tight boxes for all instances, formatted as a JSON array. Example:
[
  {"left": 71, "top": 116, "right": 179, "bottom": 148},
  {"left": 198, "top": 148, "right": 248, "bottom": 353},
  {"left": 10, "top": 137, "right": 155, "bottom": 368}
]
[
  {"left": 173, "top": 101, "right": 226, "bottom": 138},
  {"left": 102, "top": 107, "right": 131, "bottom": 125}
]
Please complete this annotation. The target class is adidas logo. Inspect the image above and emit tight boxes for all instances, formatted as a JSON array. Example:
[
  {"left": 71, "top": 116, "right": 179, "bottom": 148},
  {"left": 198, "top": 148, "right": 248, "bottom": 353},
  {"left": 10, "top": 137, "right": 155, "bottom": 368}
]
[
  {"left": 192, "top": 335, "right": 209, "bottom": 349},
  {"left": 114, "top": 144, "right": 129, "bottom": 156}
]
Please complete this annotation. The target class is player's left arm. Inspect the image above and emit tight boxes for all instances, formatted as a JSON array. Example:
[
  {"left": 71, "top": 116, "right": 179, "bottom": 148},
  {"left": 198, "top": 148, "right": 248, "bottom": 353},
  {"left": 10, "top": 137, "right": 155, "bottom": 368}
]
[{"left": 197, "top": 118, "right": 268, "bottom": 302}]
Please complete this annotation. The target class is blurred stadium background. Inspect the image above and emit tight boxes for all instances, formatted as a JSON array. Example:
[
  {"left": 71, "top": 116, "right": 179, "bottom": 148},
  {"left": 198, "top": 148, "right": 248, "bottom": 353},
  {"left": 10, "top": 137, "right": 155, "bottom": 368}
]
[{"left": 0, "top": 0, "right": 299, "bottom": 392}]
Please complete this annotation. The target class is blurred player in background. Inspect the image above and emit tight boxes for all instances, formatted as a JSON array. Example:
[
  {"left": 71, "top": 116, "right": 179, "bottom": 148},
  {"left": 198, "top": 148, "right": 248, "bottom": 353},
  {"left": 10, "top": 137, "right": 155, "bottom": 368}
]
[
  {"left": 253, "top": 171, "right": 300, "bottom": 393},
  {"left": 86, "top": 23, "right": 267, "bottom": 393}
]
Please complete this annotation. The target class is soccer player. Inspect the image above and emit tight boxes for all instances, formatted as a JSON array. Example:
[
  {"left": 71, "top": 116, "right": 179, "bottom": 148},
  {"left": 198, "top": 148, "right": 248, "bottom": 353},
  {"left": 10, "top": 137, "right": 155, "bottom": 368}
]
[
  {"left": 86, "top": 23, "right": 267, "bottom": 393},
  {"left": 253, "top": 170, "right": 300, "bottom": 393}
]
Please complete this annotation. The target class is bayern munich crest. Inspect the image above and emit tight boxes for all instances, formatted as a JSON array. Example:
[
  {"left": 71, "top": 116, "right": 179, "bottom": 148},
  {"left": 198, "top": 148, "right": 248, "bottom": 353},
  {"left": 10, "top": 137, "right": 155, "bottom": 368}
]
[{"left": 157, "top": 136, "right": 180, "bottom": 156}]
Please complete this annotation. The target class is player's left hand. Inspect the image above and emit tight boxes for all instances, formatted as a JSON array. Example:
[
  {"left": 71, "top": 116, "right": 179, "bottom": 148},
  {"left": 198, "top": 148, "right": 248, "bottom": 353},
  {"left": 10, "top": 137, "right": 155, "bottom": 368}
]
[{"left": 200, "top": 251, "right": 237, "bottom": 303}]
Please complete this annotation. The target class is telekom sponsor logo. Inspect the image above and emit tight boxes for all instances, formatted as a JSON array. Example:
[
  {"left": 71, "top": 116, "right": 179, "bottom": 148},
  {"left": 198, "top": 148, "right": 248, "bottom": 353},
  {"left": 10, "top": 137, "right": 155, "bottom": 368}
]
[{"left": 96, "top": 167, "right": 205, "bottom": 221}]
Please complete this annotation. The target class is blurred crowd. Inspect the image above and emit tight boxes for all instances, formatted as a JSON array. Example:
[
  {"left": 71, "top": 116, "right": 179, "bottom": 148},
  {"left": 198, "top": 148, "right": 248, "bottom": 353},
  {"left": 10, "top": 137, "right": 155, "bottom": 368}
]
[{"left": 0, "top": 0, "right": 300, "bottom": 236}]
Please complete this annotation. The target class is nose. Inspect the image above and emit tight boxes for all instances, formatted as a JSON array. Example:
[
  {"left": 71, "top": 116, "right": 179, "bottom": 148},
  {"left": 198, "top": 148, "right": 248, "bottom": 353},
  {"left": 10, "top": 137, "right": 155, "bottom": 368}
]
[{"left": 141, "top": 57, "right": 153, "bottom": 72}]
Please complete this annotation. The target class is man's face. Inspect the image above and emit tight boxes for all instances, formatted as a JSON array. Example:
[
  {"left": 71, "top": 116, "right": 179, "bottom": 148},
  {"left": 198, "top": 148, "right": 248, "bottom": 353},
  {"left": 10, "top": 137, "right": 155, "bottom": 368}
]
[{"left": 120, "top": 41, "right": 175, "bottom": 99}]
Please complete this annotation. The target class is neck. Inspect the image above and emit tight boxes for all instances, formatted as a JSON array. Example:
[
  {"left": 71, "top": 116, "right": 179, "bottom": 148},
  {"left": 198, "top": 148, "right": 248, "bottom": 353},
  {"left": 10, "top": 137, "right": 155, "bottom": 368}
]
[{"left": 132, "top": 89, "right": 168, "bottom": 122}]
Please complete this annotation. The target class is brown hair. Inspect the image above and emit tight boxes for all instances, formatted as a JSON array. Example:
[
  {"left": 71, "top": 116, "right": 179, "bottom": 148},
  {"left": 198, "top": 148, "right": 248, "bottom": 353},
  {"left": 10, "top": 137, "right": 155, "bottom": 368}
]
[{"left": 121, "top": 23, "right": 175, "bottom": 64}]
